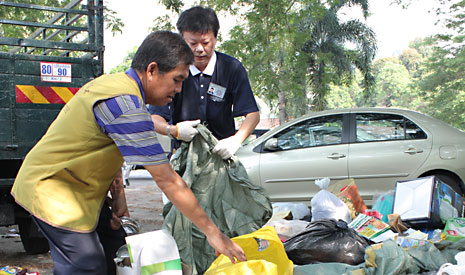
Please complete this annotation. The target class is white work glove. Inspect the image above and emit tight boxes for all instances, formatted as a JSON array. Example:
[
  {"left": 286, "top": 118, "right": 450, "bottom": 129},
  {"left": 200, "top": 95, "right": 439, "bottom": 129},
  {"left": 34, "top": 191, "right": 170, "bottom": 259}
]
[
  {"left": 176, "top": 120, "right": 200, "bottom": 142},
  {"left": 212, "top": 135, "right": 242, "bottom": 160}
]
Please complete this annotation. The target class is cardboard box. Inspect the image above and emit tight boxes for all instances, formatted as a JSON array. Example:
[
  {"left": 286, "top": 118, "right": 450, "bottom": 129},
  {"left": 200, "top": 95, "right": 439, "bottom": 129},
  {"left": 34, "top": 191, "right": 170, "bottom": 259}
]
[
  {"left": 392, "top": 176, "right": 465, "bottom": 228},
  {"left": 444, "top": 217, "right": 465, "bottom": 242}
]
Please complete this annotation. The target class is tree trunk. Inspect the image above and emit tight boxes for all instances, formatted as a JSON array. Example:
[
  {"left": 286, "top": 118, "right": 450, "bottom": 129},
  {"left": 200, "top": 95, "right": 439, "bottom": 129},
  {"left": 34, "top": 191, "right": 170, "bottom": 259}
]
[{"left": 278, "top": 89, "right": 286, "bottom": 124}]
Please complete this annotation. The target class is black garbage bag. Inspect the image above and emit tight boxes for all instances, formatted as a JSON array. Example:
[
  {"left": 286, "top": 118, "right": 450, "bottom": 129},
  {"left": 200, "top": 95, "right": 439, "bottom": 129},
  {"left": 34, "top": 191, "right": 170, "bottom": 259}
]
[{"left": 283, "top": 219, "right": 370, "bottom": 265}]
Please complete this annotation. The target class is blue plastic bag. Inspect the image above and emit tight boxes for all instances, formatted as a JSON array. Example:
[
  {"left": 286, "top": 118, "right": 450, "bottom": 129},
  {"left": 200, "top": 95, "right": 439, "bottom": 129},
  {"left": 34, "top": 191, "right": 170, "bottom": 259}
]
[{"left": 372, "top": 191, "right": 394, "bottom": 223}]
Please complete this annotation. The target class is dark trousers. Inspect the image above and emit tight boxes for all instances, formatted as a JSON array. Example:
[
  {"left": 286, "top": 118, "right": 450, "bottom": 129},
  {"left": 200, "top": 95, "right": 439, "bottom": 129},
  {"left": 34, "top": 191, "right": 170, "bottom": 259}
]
[{"left": 33, "top": 202, "right": 126, "bottom": 275}]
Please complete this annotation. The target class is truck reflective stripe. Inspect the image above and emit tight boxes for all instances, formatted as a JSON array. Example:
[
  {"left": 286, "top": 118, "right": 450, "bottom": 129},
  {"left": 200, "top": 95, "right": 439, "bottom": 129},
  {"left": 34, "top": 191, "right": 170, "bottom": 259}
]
[
  {"left": 15, "top": 85, "right": 79, "bottom": 104},
  {"left": 52, "top": 86, "right": 75, "bottom": 103},
  {"left": 15, "top": 86, "right": 33, "bottom": 103},
  {"left": 16, "top": 85, "right": 49, "bottom": 103}
]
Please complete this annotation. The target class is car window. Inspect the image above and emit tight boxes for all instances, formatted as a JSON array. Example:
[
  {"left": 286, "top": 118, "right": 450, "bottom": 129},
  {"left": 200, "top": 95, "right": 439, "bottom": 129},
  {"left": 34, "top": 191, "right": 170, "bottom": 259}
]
[
  {"left": 275, "top": 115, "right": 344, "bottom": 150},
  {"left": 356, "top": 113, "right": 427, "bottom": 142},
  {"left": 405, "top": 119, "right": 427, "bottom": 139}
]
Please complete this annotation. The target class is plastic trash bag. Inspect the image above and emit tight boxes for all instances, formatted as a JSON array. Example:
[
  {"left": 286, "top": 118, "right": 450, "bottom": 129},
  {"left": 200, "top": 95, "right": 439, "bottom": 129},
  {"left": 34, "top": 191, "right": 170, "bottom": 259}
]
[
  {"left": 266, "top": 219, "right": 310, "bottom": 241},
  {"left": 437, "top": 251, "right": 465, "bottom": 275},
  {"left": 205, "top": 226, "right": 293, "bottom": 275},
  {"left": 311, "top": 178, "right": 351, "bottom": 223},
  {"left": 372, "top": 191, "right": 394, "bottom": 223},
  {"left": 272, "top": 202, "right": 310, "bottom": 220},
  {"left": 283, "top": 219, "right": 370, "bottom": 265}
]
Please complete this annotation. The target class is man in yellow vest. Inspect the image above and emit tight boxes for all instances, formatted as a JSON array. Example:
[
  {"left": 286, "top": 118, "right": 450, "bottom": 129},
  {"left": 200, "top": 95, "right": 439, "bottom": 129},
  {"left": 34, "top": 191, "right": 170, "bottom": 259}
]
[{"left": 11, "top": 31, "right": 246, "bottom": 275}]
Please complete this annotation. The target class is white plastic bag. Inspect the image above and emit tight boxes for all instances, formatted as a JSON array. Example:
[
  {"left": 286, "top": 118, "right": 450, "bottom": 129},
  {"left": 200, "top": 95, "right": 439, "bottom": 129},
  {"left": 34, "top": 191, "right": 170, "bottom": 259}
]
[
  {"left": 311, "top": 178, "right": 351, "bottom": 223},
  {"left": 272, "top": 202, "right": 310, "bottom": 220},
  {"left": 437, "top": 251, "right": 465, "bottom": 275},
  {"left": 267, "top": 219, "right": 310, "bottom": 241}
]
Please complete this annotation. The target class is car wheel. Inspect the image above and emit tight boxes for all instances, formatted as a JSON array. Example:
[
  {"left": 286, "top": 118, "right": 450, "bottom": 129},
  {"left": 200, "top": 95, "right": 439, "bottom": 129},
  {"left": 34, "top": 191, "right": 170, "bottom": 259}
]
[
  {"left": 434, "top": 174, "right": 464, "bottom": 195},
  {"left": 17, "top": 217, "right": 50, "bottom": 254}
]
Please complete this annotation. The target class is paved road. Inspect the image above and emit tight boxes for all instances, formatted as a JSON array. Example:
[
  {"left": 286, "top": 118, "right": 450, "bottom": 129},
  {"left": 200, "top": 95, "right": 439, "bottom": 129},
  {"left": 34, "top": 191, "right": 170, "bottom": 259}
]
[{"left": 0, "top": 169, "right": 164, "bottom": 274}]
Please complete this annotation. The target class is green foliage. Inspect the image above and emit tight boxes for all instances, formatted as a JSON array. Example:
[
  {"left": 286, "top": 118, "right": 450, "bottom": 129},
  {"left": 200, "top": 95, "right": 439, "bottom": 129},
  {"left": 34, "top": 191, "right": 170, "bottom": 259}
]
[
  {"left": 1, "top": 0, "right": 61, "bottom": 39},
  {"left": 416, "top": 0, "right": 465, "bottom": 130},
  {"left": 1, "top": 0, "right": 124, "bottom": 53},
  {"left": 327, "top": 56, "right": 423, "bottom": 111},
  {"left": 326, "top": 72, "right": 363, "bottom": 109},
  {"left": 419, "top": 42, "right": 465, "bottom": 129},
  {"left": 160, "top": 0, "right": 185, "bottom": 13},
  {"left": 371, "top": 59, "right": 421, "bottom": 108},
  {"left": 409, "top": 37, "right": 436, "bottom": 59},
  {"left": 108, "top": 47, "right": 137, "bottom": 74},
  {"left": 399, "top": 47, "right": 421, "bottom": 74},
  {"left": 217, "top": 0, "right": 307, "bottom": 122},
  {"left": 150, "top": 14, "right": 176, "bottom": 32},
  {"left": 300, "top": 0, "right": 376, "bottom": 112},
  {"left": 148, "top": 0, "right": 376, "bottom": 123},
  {"left": 117, "top": 0, "right": 463, "bottom": 130},
  {"left": 103, "top": 3, "right": 125, "bottom": 36},
  {"left": 327, "top": 0, "right": 465, "bottom": 130}
]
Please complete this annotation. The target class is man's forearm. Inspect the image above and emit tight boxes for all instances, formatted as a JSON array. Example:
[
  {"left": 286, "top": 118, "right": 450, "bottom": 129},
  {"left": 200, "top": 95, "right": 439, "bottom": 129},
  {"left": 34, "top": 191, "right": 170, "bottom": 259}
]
[
  {"left": 110, "top": 169, "right": 129, "bottom": 217},
  {"left": 235, "top": 111, "right": 260, "bottom": 143},
  {"left": 144, "top": 159, "right": 247, "bottom": 263},
  {"left": 144, "top": 163, "right": 218, "bottom": 236},
  {"left": 164, "top": 177, "right": 218, "bottom": 235},
  {"left": 151, "top": 114, "right": 169, "bottom": 135},
  {"left": 151, "top": 114, "right": 180, "bottom": 139}
]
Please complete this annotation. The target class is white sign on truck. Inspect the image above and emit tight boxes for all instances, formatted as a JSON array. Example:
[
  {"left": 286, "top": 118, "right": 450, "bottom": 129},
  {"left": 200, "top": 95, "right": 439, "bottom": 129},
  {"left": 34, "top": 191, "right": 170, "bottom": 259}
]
[{"left": 40, "top": 62, "right": 72, "bottom": 83}]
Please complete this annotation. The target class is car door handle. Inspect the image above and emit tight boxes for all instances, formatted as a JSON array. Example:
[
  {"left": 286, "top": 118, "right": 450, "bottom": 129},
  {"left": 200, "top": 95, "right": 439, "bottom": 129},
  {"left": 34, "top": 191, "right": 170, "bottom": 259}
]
[
  {"left": 404, "top": 147, "right": 424, "bottom": 154},
  {"left": 327, "top": 153, "right": 346, "bottom": 159}
]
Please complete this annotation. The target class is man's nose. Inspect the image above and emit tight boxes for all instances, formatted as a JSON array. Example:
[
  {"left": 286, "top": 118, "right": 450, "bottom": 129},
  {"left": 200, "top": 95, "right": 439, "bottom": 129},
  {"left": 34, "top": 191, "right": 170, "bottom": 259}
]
[
  {"left": 194, "top": 43, "right": 203, "bottom": 53},
  {"left": 175, "top": 83, "right": 182, "bottom": 93}
]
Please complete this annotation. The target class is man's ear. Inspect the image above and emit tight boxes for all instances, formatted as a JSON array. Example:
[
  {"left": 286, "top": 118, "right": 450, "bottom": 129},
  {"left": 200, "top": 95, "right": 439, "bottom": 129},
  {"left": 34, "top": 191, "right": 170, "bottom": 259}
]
[{"left": 146, "top": 62, "right": 159, "bottom": 79}]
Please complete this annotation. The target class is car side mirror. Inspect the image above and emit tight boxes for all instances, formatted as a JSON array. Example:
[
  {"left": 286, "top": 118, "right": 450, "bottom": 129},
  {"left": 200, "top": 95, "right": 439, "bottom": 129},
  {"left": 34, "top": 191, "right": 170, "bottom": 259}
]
[{"left": 264, "top": 138, "right": 278, "bottom": 151}]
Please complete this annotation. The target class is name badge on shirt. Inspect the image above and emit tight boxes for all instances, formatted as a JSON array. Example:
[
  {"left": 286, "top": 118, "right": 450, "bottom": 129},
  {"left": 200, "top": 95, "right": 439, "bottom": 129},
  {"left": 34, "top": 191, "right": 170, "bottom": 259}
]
[{"left": 207, "top": 83, "right": 226, "bottom": 102}]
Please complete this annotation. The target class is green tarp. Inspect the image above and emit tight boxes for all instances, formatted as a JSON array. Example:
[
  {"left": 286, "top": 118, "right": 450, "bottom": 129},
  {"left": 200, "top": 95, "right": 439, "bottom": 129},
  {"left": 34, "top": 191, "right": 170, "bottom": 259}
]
[
  {"left": 162, "top": 125, "right": 273, "bottom": 275},
  {"left": 294, "top": 239, "right": 465, "bottom": 275}
]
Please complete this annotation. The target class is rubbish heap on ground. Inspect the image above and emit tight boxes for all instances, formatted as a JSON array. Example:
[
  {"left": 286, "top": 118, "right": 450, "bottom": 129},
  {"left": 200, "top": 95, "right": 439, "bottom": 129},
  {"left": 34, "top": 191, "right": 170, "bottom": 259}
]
[
  {"left": 115, "top": 127, "right": 465, "bottom": 274},
  {"left": 264, "top": 175, "right": 465, "bottom": 275},
  {"left": 116, "top": 175, "right": 465, "bottom": 275}
]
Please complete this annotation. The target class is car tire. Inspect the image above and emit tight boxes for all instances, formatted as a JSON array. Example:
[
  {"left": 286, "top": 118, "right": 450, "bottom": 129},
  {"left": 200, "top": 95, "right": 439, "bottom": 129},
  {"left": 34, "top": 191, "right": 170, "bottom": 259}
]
[
  {"left": 17, "top": 217, "right": 50, "bottom": 254},
  {"left": 434, "top": 174, "right": 464, "bottom": 195}
]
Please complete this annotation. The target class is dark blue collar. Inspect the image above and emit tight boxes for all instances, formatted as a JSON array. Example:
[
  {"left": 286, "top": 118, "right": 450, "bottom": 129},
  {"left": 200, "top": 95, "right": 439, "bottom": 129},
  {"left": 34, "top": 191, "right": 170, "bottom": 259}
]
[{"left": 125, "top": 68, "right": 146, "bottom": 104}]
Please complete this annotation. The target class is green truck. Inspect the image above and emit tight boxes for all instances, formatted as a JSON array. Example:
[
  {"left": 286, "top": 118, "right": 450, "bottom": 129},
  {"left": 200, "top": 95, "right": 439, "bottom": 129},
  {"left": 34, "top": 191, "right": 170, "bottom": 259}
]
[{"left": 0, "top": 0, "right": 104, "bottom": 253}]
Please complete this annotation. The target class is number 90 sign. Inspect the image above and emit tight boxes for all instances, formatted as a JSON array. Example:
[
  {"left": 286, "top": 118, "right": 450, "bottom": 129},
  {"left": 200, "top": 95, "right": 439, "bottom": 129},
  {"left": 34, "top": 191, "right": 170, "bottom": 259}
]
[{"left": 40, "top": 62, "right": 72, "bottom": 83}]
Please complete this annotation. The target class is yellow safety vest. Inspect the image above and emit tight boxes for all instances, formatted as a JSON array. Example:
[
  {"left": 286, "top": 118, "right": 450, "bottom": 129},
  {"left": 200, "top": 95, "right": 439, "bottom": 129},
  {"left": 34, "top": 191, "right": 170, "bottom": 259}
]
[{"left": 11, "top": 72, "right": 143, "bottom": 232}]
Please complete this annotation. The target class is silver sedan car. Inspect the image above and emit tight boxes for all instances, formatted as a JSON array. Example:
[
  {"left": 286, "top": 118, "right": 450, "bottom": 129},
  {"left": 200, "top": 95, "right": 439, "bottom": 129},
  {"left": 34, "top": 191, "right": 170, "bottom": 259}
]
[{"left": 236, "top": 108, "right": 465, "bottom": 206}]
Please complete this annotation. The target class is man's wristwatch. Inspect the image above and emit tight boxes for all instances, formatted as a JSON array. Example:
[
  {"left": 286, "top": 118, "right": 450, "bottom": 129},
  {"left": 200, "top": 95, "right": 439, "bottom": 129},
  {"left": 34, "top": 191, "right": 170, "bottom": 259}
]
[{"left": 166, "top": 124, "right": 175, "bottom": 139}]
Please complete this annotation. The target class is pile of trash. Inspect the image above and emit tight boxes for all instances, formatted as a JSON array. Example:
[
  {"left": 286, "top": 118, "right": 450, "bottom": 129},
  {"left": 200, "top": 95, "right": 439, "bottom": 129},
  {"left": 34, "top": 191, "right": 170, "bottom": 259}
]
[
  {"left": 115, "top": 175, "right": 465, "bottom": 274},
  {"left": 115, "top": 127, "right": 465, "bottom": 274},
  {"left": 263, "top": 175, "right": 465, "bottom": 274},
  {"left": 0, "top": 266, "right": 39, "bottom": 275}
]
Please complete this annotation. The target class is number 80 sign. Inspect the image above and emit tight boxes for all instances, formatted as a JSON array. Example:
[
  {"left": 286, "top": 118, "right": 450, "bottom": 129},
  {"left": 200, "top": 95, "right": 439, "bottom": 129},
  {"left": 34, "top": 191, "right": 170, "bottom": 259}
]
[{"left": 40, "top": 62, "right": 72, "bottom": 83}]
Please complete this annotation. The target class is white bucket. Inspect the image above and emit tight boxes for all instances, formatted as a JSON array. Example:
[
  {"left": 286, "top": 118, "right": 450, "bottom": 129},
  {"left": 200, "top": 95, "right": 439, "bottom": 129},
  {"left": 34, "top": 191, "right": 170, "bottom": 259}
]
[{"left": 125, "top": 230, "right": 182, "bottom": 275}]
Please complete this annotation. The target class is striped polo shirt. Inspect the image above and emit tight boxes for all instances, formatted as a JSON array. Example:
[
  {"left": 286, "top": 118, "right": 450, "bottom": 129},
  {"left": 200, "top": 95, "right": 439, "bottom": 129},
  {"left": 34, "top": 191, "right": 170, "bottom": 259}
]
[{"left": 93, "top": 94, "right": 168, "bottom": 166}]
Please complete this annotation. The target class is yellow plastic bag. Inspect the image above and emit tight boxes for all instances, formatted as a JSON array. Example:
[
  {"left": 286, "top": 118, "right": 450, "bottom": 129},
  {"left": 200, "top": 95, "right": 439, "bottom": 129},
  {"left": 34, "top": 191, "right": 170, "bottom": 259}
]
[{"left": 205, "top": 226, "right": 293, "bottom": 275}]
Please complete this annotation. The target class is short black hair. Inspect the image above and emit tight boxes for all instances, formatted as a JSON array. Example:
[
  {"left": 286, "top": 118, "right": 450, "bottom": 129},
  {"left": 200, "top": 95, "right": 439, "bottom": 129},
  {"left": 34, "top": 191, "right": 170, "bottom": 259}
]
[
  {"left": 176, "top": 6, "right": 220, "bottom": 38},
  {"left": 131, "top": 31, "right": 194, "bottom": 73}
]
